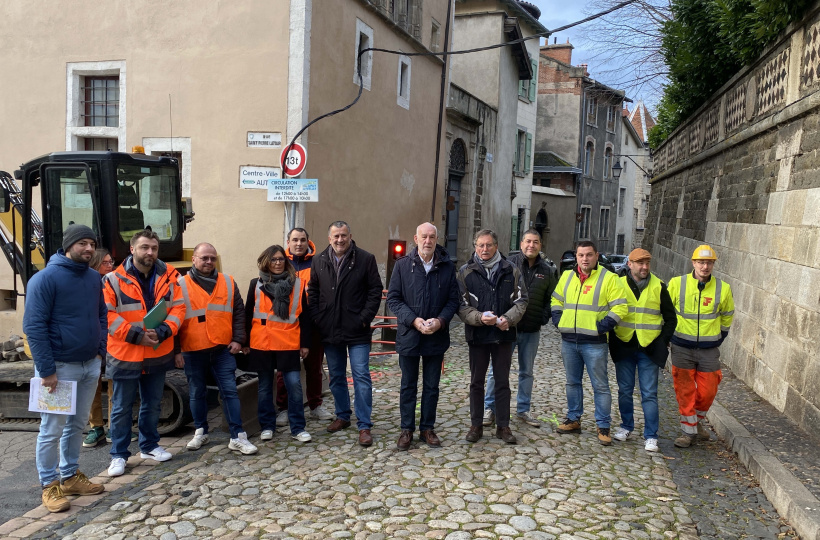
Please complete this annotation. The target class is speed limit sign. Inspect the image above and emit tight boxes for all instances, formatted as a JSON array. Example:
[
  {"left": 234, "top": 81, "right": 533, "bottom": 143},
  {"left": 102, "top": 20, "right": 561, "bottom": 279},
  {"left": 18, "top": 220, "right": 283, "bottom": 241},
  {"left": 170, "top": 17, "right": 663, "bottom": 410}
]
[{"left": 280, "top": 143, "right": 307, "bottom": 177}]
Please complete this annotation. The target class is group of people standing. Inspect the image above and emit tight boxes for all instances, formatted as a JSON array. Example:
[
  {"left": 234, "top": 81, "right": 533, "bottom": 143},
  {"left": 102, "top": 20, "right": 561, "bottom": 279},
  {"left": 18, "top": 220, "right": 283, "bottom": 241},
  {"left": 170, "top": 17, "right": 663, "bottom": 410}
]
[{"left": 23, "top": 219, "right": 734, "bottom": 514}]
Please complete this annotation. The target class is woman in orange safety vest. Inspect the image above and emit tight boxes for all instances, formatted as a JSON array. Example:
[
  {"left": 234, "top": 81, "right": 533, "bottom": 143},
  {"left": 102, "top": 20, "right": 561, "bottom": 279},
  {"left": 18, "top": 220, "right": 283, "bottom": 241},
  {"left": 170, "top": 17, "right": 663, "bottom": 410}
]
[{"left": 244, "top": 245, "right": 312, "bottom": 443}]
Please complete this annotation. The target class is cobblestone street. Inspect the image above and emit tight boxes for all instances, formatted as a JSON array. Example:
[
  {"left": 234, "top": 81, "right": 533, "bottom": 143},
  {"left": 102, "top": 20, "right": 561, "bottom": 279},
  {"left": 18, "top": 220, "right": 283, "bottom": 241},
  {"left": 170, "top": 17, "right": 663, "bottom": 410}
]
[{"left": 0, "top": 325, "right": 802, "bottom": 539}]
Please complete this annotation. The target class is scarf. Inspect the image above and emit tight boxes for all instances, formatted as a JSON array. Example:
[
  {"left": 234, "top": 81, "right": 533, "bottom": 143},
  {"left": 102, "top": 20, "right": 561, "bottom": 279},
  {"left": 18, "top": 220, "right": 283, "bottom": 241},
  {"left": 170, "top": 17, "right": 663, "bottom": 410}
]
[
  {"left": 475, "top": 250, "right": 502, "bottom": 281},
  {"left": 258, "top": 270, "right": 294, "bottom": 320},
  {"left": 188, "top": 267, "right": 218, "bottom": 295},
  {"left": 628, "top": 270, "right": 650, "bottom": 292}
]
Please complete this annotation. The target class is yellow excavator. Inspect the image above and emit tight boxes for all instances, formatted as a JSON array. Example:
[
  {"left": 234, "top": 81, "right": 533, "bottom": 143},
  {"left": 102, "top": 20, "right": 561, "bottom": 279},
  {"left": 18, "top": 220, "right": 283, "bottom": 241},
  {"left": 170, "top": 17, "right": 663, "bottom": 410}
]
[{"left": 0, "top": 148, "right": 198, "bottom": 433}]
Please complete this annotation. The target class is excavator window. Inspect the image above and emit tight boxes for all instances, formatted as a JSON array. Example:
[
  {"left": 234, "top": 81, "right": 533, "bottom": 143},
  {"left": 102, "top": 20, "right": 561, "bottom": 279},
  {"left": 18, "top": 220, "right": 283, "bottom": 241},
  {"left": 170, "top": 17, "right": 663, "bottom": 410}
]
[
  {"left": 43, "top": 167, "right": 99, "bottom": 263},
  {"left": 116, "top": 164, "right": 179, "bottom": 242}
]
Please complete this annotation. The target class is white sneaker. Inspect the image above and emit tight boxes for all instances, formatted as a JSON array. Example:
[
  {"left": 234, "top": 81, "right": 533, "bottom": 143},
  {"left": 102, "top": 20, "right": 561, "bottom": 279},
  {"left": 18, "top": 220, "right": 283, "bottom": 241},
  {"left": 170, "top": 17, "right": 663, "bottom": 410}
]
[
  {"left": 645, "top": 438, "right": 659, "bottom": 452},
  {"left": 276, "top": 410, "right": 289, "bottom": 427},
  {"left": 482, "top": 408, "right": 495, "bottom": 426},
  {"left": 310, "top": 405, "right": 334, "bottom": 421},
  {"left": 228, "top": 432, "right": 258, "bottom": 455},
  {"left": 108, "top": 457, "right": 126, "bottom": 477},
  {"left": 292, "top": 431, "right": 312, "bottom": 443},
  {"left": 612, "top": 427, "right": 632, "bottom": 441},
  {"left": 260, "top": 429, "right": 274, "bottom": 441},
  {"left": 186, "top": 428, "right": 209, "bottom": 450},
  {"left": 140, "top": 446, "right": 172, "bottom": 462}
]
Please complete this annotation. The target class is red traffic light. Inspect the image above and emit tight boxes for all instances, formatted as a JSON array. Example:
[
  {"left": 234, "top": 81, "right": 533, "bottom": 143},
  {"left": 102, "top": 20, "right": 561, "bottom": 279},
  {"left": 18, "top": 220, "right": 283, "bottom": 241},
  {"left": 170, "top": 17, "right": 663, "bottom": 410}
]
[{"left": 388, "top": 239, "right": 407, "bottom": 260}]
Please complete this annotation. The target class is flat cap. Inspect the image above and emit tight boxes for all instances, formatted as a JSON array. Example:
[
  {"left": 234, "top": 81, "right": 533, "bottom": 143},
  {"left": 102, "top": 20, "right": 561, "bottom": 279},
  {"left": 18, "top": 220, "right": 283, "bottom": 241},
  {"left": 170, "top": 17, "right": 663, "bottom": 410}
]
[{"left": 628, "top": 248, "right": 652, "bottom": 262}]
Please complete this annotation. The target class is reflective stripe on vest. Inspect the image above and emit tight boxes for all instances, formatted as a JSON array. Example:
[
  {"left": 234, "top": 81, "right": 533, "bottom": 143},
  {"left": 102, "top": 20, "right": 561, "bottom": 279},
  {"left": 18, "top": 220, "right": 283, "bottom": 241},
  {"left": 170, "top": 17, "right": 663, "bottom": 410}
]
[
  {"left": 668, "top": 274, "right": 730, "bottom": 343},
  {"left": 177, "top": 273, "right": 234, "bottom": 351},
  {"left": 555, "top": 267, "right": 622, "bottom": 336},
  {"left": 613, "top": 274, "right": 663, "bottom": 347},
  {"left": 250, "top": 277, "right": 302, "bottom": 351}
]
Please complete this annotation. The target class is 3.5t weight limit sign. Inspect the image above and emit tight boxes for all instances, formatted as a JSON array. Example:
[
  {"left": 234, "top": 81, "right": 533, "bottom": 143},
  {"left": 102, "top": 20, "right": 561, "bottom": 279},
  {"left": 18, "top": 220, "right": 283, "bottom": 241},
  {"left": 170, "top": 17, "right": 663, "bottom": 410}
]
[{"left": 280, "top": 143, "right": 307, "bottom": 177}]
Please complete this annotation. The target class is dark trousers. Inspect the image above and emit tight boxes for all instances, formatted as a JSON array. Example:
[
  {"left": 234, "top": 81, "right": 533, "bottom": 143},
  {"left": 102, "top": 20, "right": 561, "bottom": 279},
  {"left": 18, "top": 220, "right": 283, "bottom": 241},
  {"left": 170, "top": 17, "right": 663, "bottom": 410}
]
[
  {"left": 275, "top": 332, "right": 325, "bottom": 410},
  {"left": 469, "top": 342, "right": 513, "bottom": 428},
  {"left": 399, "top": 354, "right": 443, "bottom": 432}
]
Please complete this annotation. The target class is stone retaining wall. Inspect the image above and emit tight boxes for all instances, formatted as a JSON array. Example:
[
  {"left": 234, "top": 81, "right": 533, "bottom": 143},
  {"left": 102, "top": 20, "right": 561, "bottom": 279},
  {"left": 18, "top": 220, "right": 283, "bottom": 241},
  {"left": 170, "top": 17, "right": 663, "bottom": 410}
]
[{"left": 644, "top": 3, "right": 820, "bottom": 434}]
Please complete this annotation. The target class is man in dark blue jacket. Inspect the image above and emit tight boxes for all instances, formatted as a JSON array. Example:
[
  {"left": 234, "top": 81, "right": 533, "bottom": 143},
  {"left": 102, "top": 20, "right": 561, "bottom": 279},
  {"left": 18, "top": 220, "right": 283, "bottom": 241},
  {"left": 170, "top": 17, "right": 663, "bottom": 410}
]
[
  {"left": 387, "top": 223, "right": 459, "bottom": 450},
  {"left": 23, "top": 224, "right": 107, "bottom": 513}
]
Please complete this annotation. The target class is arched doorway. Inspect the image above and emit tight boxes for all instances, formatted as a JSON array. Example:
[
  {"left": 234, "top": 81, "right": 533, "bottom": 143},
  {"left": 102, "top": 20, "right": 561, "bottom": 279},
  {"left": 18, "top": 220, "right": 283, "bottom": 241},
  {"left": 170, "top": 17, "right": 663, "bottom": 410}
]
[{"left": 445, "top": 139, "right": 466, "bottom": 260}]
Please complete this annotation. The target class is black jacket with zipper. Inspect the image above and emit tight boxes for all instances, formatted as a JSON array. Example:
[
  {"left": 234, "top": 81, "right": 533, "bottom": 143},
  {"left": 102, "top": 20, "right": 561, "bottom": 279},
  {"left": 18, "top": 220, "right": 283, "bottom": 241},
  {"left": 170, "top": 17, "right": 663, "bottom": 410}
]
[
  {"left": 307, "top": 241, "right": 383, "bottom": 345},
  {"left": 508, "top": 252, "right": 558, "bottom": 334}
]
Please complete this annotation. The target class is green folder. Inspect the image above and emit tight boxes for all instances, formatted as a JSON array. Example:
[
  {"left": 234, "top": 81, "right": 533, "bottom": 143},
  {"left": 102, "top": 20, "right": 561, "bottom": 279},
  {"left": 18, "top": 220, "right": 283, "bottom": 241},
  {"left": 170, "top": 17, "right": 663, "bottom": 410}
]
[{"left": 143, "top": 298, "right": 167, "bottom": 350}]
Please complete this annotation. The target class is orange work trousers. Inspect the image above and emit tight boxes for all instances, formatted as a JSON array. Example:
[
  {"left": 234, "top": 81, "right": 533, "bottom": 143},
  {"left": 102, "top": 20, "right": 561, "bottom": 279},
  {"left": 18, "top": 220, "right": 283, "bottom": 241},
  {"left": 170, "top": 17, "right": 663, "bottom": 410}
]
[{"left": 671, "top": 366, "right": 722, "bottom": 435}]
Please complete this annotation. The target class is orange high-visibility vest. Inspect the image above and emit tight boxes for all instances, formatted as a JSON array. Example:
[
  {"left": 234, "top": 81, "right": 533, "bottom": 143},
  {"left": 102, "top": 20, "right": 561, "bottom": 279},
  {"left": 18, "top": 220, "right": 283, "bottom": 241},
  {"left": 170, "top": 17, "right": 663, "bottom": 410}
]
[
  {"left": 104, "top": 260, "right": 185, "bottom": 373},
  {"left": 250, "top": 276, "right": 302, "bottom": 351},
  {"left": 177, "top": 273, "right": 235, "bottom": 352}
]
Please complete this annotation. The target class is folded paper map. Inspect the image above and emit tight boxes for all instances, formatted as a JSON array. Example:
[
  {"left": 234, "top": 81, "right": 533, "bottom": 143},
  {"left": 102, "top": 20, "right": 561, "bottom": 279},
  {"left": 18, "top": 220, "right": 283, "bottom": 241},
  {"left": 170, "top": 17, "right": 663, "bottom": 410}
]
[{"left": 28, "top": 377, "right": 77, "bottom": 415}]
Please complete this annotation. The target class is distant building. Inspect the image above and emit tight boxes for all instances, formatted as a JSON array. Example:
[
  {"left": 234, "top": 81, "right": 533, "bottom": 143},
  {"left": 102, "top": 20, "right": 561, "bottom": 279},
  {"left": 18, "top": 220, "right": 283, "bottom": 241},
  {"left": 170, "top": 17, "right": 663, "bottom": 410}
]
[
  {"left": 536, "top": 41, "right": 630, "bottom": 254},
  {"left": 444, "top": 0, "right": 546, "bottom": 262},
  {"left": 626, "top": 100, "right": 655, "bottom": 248},
  {"left": 531, "top": 151, "right": 579, "bottom": 264}
]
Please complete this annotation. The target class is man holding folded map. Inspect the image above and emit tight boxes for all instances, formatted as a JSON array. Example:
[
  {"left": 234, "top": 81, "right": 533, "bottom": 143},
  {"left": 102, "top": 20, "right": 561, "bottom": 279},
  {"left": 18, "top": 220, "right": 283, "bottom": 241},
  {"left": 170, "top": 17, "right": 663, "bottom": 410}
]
[
  {"left": 103, "top": 229, "right": 185, "bottom": 477},
  {"left": 23, "top": 224, "right": 108, "bottom": 513}
]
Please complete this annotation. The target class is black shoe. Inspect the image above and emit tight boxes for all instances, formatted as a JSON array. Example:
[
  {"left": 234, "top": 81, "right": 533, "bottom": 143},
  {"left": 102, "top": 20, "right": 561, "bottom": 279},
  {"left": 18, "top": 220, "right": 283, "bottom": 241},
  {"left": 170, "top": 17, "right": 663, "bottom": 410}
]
[
  {"left": 465, "top": 425, "right": 483, "bottom": 443},
  {"left": 495, "top": 426, "right": 517, "bottom": 444},
  {"left": 396, "top": 429, "right": 412, "bottom": 451}
]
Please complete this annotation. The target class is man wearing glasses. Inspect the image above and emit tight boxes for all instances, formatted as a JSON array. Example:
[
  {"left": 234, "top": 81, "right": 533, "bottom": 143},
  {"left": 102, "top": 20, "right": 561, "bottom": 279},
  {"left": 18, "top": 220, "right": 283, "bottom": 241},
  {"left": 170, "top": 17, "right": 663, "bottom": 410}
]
[
  {"left": 667, "top": 245, "right": 734, "bottom": 448},
  {"left": 175, "top": 243, "right": 258, "bottom": 455}
]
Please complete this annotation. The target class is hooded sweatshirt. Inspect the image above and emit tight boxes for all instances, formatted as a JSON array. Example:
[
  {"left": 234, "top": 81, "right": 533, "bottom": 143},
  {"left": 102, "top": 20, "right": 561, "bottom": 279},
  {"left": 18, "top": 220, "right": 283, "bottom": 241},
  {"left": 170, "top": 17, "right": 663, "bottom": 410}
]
[{"left": 23, "top": 250, "right": 107, "bottom": 377}]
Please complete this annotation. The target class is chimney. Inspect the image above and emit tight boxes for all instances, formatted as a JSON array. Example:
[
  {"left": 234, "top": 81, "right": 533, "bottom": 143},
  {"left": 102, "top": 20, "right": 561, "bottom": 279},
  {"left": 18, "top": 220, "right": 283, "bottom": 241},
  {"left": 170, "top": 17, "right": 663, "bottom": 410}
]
[
  {"left": 540, "top": 42, "right": 574, "bottom": 65},
  {"left": 579, "top": 63, "right": 589, "bottom": 76}
]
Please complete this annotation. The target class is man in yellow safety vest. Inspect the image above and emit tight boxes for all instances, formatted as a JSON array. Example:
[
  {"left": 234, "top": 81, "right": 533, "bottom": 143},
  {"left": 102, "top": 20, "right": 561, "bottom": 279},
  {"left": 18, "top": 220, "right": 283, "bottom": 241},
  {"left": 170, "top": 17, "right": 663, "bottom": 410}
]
[
  {"left": 667, "top": 245, "right": 735, "bottom": 448},
  {"left": 608, "top": 248, "right": 677, "bottom": 452}
]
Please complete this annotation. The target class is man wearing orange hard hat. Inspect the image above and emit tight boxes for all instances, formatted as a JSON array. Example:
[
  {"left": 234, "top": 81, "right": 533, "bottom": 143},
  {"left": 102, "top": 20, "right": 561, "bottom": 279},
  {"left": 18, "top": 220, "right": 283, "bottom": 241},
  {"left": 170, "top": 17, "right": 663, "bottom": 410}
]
[{"left": 666, "top": 245, "right": 735, "bottom": 448}]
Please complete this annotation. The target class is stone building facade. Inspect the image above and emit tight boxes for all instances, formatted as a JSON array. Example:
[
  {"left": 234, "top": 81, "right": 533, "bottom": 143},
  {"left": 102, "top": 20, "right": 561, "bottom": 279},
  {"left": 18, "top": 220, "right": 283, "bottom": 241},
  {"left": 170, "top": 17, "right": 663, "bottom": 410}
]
[{"left": 643, "top": 4, "right": 820, "bottom": 434}]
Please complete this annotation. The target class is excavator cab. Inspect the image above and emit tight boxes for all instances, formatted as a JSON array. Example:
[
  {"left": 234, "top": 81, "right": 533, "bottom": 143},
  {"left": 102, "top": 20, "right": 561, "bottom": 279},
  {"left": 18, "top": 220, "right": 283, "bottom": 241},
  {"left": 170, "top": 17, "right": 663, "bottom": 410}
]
[{"left": 0, "top": 150, "right": 194, "bottom": 290}]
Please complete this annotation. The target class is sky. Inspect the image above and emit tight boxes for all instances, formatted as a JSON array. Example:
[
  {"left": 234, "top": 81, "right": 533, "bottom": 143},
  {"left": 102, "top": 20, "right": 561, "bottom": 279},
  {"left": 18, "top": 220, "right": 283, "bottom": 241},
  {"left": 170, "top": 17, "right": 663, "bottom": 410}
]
[{"left": 526, "top": 0, "right": 659, "bottom": 112}]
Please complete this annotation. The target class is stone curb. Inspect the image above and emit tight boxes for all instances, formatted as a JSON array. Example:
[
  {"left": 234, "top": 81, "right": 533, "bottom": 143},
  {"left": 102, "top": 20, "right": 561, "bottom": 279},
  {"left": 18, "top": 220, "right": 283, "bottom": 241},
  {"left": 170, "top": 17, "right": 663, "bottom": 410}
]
[{"left": 708, "top": 400, "right": 820, "bottom": 540}]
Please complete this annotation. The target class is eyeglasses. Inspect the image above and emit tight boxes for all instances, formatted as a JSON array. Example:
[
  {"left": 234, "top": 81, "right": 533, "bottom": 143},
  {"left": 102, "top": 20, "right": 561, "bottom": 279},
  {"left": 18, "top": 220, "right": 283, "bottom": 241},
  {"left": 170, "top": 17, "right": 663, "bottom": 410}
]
[
  {"left": 270, "top": 257, "right": 287, "bottom": 264},
  {"left": 196, "top": 256, "right": 218, "bottom": 262},
  {"left": 102, "top": 259, "right": 114, "bottom": 266}
]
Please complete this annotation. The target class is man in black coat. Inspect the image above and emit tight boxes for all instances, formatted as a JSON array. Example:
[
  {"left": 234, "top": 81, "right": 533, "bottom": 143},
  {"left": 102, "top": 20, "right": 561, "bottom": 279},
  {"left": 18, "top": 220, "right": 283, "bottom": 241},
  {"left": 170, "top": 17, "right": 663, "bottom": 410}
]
[
  {"left": 387, "top": 222, "right": 460, "bottom": 450},
  {"left": 308, "top": 221, "right": 383, "bottom": 447},
  {"left": 457, "top": 229, "right": 528, "bottom": 444},
  {"left": 484, "top": 229, "right": 558, "bottom": 428}
]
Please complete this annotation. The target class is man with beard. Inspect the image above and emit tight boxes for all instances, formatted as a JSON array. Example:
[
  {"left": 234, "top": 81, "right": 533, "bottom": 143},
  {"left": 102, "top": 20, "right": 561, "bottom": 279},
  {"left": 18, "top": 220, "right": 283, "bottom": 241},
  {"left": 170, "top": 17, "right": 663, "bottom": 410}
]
[
  {"left": 457, "top": 229, "right": 528, "bottom": 444},
  {"left": 308, "top": 221, "right": 382, "bottom": 446},
  {"left": 608, "top": 248, "right": 676, "bottom": 452},
  {"left": 104, "top": 230, "right": 185, "bottom": 476},
  {"left": 24, "top": 224, "right": 107, "bottom": 512},
  {"left": 387, "top": 223, "right": 459, "bottom": 450}
]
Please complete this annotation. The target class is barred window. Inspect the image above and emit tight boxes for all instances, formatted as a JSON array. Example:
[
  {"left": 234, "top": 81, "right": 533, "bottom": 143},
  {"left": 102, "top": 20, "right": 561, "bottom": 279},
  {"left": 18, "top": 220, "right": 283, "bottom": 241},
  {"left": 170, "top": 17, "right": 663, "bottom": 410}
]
[{"left": 83, "top": 76, "right": 119, "bottom": 127}]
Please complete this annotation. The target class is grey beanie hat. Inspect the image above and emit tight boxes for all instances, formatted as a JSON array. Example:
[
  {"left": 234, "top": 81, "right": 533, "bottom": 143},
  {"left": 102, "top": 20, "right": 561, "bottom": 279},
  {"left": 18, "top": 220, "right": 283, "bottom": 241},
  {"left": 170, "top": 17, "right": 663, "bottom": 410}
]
[{"left": 62, "top": 224, "right": 97, "bottom": 251}]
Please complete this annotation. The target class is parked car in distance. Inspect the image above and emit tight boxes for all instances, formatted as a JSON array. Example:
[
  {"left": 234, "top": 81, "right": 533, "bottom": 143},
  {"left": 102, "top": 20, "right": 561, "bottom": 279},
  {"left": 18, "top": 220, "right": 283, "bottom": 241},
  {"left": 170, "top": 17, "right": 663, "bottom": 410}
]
[{"left": 606, "top": 254, "right": 629, "bottom": 274}]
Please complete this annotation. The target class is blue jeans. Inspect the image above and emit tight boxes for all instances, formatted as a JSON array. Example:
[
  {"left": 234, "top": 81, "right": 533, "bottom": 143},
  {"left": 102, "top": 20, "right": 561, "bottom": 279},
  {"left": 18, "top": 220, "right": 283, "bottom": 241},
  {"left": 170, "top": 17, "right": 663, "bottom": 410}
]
[
  {"left": 485, "top": 330, "right": 540, "bottom": 414},
  {"left": 258, "top": 369, "right": 306, "bottom": 435},
  {"left": 325, "top": 343, "right": 373, "bottom": 430},
  {"left": 109, "top": 370, "right": 166, "bottom": 459},
  {"left": 561, "top": 341, "right": 611, "bottom": 428},
  {"left": 399, "top": 354, "right": 443, "bottom": 432},
  {"left": 614, "top": 351, "right": 660, "bottom": 439},
  {"left": 35, "top": 357, "right": 101, "bottom": 486},
  {"left": 183, "top": 348, "right": 243, "bottom": 438}
]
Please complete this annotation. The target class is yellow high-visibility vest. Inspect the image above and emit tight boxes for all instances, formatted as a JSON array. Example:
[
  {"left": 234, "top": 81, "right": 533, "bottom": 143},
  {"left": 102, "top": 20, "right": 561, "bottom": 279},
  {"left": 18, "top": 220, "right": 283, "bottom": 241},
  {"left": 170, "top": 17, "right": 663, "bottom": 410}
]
[
  {"left": 551, "top": 266, "right": 627, "bottom": 337},
  {"left": 667, "top": 272, "right": 734, "bottom": 345},
  {"left": 614, "top": 273, "right": 663, "bottom": 347}
]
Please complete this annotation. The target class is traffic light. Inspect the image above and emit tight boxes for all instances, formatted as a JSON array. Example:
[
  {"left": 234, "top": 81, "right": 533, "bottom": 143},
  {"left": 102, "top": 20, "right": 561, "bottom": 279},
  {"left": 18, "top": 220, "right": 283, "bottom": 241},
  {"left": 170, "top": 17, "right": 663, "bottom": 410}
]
[{"left": 386, "top": 239, "right": 406, "bottom": 287}]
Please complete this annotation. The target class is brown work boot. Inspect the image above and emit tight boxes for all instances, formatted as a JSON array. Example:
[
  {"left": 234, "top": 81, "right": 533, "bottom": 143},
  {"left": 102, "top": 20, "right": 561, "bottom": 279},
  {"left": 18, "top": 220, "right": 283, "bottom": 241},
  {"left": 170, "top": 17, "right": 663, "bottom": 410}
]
[
  {"left": 42, "top": 480, "right": 70, "bottom": 513},
  {"left": 358, "top": 429, "right": 373, "bottom": 447},
  {"left": 495, "top": 426, "right": 518, "bottom": 444},
  {"left": 465, "top": 425, "right": 483, "bottom": 443},
  {"left": 326, "top": 418, "right": 351, "bottom": 432},
  {"left": 556, "top": 417, "right": 582, "bottom": 434},
  {"left": 674, "top": 433, "right": 696, "bottom": 448},
  {"left": 419, "top": 430, "right": 441, "bottom": 447},
  {"left": 597, "top": 427, "right": 612, "bottom": 446},
  {"left": 396, "top": 429, "right": 413, "bottom": 451},
  {"left": 61, "top": 470, "right": 104, "bottom": 495},
  {"left": 697, "top": 421, "right": 711, "bottom": 441}
]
